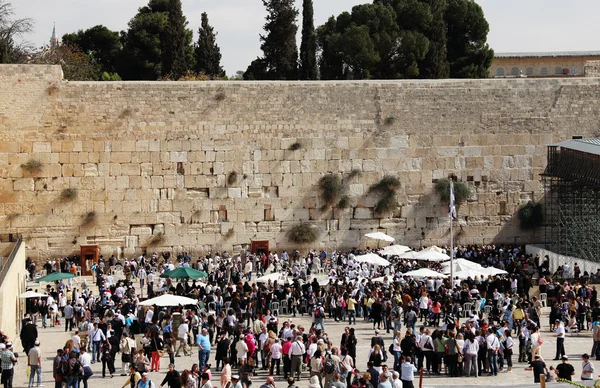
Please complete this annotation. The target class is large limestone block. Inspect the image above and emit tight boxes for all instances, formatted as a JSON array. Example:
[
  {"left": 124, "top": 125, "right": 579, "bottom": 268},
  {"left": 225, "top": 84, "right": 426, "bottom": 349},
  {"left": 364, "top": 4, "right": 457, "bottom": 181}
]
[{"left": 13, "top": 178, "right": 34, "bottom": 191}]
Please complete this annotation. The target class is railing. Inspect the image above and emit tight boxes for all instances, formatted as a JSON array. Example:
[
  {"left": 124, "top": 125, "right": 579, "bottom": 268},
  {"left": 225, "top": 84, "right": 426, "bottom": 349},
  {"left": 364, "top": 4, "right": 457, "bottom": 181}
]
[{"left": 0, "top": 234, "right": 23, "bottom": 286}]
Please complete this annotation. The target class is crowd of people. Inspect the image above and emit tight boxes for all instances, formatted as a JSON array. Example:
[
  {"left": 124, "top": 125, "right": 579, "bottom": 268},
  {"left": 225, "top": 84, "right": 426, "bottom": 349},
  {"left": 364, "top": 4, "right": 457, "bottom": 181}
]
[{"left": 8, "top": 244, "right": 600, "bottom": 388}]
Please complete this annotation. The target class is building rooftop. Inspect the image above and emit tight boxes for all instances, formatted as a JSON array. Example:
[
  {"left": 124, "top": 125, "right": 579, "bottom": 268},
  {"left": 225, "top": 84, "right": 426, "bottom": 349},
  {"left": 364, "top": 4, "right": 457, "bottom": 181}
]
[
  {"left": 549, "top": 138, "right": 600, "bottom": 156},
  {"left": 495, "top": 51, "right": 600, "bottom": 59}
]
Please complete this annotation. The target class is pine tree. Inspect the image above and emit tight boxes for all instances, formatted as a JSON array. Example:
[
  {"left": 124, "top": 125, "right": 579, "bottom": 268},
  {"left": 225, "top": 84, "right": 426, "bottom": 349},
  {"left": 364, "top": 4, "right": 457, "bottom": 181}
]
[
  {"left": 194, "top": 12, "right": 224, "bottom": 77},
  {"left": 245, "top": 0, "right": 299, "bottom": 80},
  {"left": 420, "top": 0, "right": 450, "bottom": 78},
  {"left": 162, "top": 0, "right": 189, "bottom": 79},
  {"left": 299, "top": 0, "right": 317, "bottom": 80}
]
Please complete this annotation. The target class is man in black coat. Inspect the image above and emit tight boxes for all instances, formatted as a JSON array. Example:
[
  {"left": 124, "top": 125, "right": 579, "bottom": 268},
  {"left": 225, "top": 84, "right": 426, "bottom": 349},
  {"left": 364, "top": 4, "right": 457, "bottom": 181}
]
[{"left": 19, "top": 318, "right": 38, "bottom": 355}]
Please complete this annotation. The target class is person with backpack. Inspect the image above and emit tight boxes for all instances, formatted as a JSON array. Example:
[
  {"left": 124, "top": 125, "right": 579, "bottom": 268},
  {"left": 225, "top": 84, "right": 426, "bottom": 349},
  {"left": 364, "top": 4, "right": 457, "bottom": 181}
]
[
  {"left": 323, "top": 348, "right": 341, "bottom": 388},
  {"left": 64, "top": 350, "right": 83, "bottom": 388},
  {"left": 313, "top": 304, "right": 325, "bottom": 332},
  {"left": 137, "top": 372, "right": 157, "bottom": 388}
]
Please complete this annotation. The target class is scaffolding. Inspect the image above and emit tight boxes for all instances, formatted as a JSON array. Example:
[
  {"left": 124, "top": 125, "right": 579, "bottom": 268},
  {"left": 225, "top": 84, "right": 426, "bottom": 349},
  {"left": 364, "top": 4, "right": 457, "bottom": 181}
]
[{"left": 542, "top": 139, "right": 600, "bottom": 262}]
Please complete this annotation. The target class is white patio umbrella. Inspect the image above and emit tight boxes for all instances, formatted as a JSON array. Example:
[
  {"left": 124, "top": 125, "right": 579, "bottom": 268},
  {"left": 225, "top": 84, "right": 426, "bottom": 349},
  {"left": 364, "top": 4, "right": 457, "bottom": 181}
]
[
  {"left": 481, "top": 267, "right": 508, "bottom": 276},
  {"left": 364, "top": 232, "right": 395, "bottom": 242},
  {"left": 453, "top": 269, "right": 487, "bottom": 280},
  {"left": 403, "top": 268, "right": 448, "bottom": 278},
  {"left": 414, "top": 250, "right": 450, "bottom": 262},
  {"left": 422, "top": 245, "right": 445, "bottom": 253},
  {"left": 138, "top": 294, "right": 198, "bottom": 306},
  {"left": 19, "top": 291, "right": 46, "bottom": 298},
  {"left": 354, "top": 253, "right": 391, "bottom": 266},
  {"left": 372, "top": 276, "right": 393, "bottom": 283},
  {"left": 380, "top": 245, "right": 411, "bottom": 256},
  {"left": 256, "top": 272, "right": 286, "bottom": 283},
  {"left": 398, "top": 251, "right": 418, "bottom": 259},
  {"left": 441, "top": 258, "right": 483, "bottom": 274}
]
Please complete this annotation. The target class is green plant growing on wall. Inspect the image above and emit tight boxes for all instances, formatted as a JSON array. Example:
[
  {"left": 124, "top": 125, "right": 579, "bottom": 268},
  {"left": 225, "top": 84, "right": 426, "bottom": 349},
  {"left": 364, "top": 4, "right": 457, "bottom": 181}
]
[
  {"left": 384, "top": 115, "right": 398, "bottom": 125},
  {"left": 347, "top": 169, "right": 362, "bottom": 180},
  {"left": 81, "top": 211, "right": 97, "bottom": 227},
  {"left": 337, "top": 195, "right": 350, "bottom": 209},
  {"left": 215, "top": 90, "right": 226, "bottom": 101},
  {"left": 318, "top": 173, "right": 342, "bottom": 209},
  {"left": 518, "top": 201, "right": 544, "bottom": 230},
  {"left": 147, "top": 232, "right": 166, "bottom": 246},
  {"left": 224, "top": 228, "right": 234, "bottom": 240},
  {"left": 60, "top": 188, "right": 78, "bottom": 202},
  {"left": 287, "top": 224, "right": 319, "bottom": 244},
  {"left": 227, "top": 171, "right": 238, "bottom": 185},
  {"left": 369, "top": 175, "right": 401, "bottom": 216},
  {"left": 435, "top": 179, "right": 471, "bottom": 206},
  {"left": 288, "top": 142, "right": 302, "bottom": 151},
  {"left": 21, "top": 159, "right": 43, "bottom": 174}
]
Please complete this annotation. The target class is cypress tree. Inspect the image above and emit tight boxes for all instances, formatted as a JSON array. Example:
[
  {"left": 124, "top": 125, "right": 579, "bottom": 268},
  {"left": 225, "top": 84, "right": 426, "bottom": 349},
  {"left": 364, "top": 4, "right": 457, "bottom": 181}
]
[
  {"left": 299, "top": 0, "right": 318, "bottom": 80},
  {"left": 245, "top": 0, "right": 298, "bottom": 80},
  {"left": 194, "top": 12, "right": 225, "bottom": 77},
  {"left": 162, "top": 0, "right": 189, "bottom": 79}
]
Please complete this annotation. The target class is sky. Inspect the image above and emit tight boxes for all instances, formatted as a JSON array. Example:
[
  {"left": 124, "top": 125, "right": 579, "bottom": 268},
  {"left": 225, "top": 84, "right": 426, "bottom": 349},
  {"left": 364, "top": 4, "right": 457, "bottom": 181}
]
[{"left": 10, "top": 0, "right": 600, "bottom": 76}]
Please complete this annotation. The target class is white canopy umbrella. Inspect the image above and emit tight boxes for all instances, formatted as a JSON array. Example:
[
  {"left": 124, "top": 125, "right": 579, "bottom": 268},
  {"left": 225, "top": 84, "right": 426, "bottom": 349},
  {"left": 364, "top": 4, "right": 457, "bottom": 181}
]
[
  {"left": 398, "top": 251, "right": 418, "bottom": 259},
  {"left": 423, "top": 245, "right": 445, "bottom": 253},
  {"left": 453, "top": 269, "right": 487, "bottom": 280},
  {"left": 481, "top": 267, "right": 508, "bottom": 276},
  {"left": 354, "top": 253, "right": 391, "bottom": 266},
  {"left": 364, "top": 232, "right": 395, "bottom": 242},
  {"left": 441, "top": 258, "right": 484, "bottom": 274},
  {"left": 380, "top": 245, "right": 411, "bottom": 256},
  {"left": 372, "top": 276, "right": 393, "bottom": 283},
  {"left": 404, "top": 268, "right": 448, "bottom": 278},
  {"left": 414, "top": 250, "right": 450, "bottom": 262},
  {"left": 19, "top": 291, "right": 46, "bottom": 298},
  {"left": 256, "top": 272, "right": 287, "bottom": 283},
  {"left": 138, "top": 294, "right": 198, "bottom": 306}
]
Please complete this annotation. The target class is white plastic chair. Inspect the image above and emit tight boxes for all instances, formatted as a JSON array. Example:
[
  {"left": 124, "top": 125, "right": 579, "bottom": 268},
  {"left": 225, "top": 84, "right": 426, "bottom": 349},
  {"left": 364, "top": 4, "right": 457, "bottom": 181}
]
[
  {"left": 540, "top": 293, "right": 548, "bottom": 308},
  {"left": 271, "top": 301, "right": 280, "bottom": 316},
  {"left": 463, "top": 303, "right": 473, "bottom": 317}
]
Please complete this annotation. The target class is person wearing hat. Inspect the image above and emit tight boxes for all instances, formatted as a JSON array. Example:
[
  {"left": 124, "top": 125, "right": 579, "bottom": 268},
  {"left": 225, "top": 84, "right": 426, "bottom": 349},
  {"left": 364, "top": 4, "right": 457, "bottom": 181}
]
[
  {"left": 230, "top": 375, "right": 242, "bottom": 388},
  {"left": 554, "top": 355, "right": 575, "bottom": 381},
  {"left": 27, "top": 340, "right": 43, "bottom": 388},
  {"left": 313, "top": 303, "right": 325, "bottom": 332},
  {"left": 0, "top": 342, "right": 17, "bottom": 388},
  {"left": 137, "top": 372, "right": 156, "bottom": 388}
]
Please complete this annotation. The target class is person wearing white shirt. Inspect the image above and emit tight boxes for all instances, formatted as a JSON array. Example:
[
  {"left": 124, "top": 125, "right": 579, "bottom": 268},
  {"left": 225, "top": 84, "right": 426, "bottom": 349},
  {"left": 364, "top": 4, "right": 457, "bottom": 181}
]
[
  {"left": 290, "top": 336, "right": 306, "bottom": 380},
  {"left": 176, "top": 320, "right": 191, "bottom": 357},
  {"left": 235, "top": 335, "right": 248, "bottom": 362},
  {"left": 486, "top": 329, "right": 500, "bottom": 376},
  {"left": 78, "top": 348, "right": 93, "bottom": 388},
  {"left": 554, "top": 320, "right": 566, "bottom": 360},
  {"left": 463, "top": 333, "right": 479, "bottom": 377},
  {"left": 400, "top": 358, "right": 417, "bottom": 388},
  {"left": 269, "top": 339, "right": 283, "bottom": 375}
]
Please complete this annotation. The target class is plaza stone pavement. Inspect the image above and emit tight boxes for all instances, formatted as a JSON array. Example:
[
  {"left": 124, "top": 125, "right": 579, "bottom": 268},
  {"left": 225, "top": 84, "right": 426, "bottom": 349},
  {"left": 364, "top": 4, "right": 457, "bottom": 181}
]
[{"left": 14, "top": 286, "right": 594, "bottom": 388}]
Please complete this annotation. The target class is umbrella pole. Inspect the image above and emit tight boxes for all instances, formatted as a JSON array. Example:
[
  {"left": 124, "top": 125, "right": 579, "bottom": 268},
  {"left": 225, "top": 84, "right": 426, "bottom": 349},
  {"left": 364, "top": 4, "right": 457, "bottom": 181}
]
[{"left": 449, "top": 181, "right": 454, "bottom": 284}]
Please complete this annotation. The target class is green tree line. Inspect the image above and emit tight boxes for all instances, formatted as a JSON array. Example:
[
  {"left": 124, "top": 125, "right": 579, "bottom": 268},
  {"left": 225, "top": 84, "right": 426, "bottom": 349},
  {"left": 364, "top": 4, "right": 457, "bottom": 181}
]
[{"left": 1, "top": 0, "right": 493, "bottom": 81}]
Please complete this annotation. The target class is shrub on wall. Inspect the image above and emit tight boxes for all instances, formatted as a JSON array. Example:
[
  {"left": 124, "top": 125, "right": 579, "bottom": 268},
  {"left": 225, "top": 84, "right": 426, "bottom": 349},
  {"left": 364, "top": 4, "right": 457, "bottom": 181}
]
[
  {"left": 287, "top": 224, "right": 319, "bottom": 244},
  {"left": 435, "top": 179, "right": 471, "bottom": 205},
  {"left": 518, "top": 201, "right": 544, "bottom": 230},
  {"left": 81, "top": 211, "right": 97, "bottom": 227},
  {"left": 21, "top": 159, "right": 43, "bottom": 174},
  {"left": 369, "top": 175, "right": 401, "bottom": 216},
  {"left": 288, "top": 142, "right": 302, "bottom": 151},
  {"left": 227, "top": 171, "right": 238, "bottom": 185},
  {"left": 60, "top": 188, "right": 77, "bottom": 202},
  {"left": 318, "top": 174, "right": 342, "bottom": 208}
]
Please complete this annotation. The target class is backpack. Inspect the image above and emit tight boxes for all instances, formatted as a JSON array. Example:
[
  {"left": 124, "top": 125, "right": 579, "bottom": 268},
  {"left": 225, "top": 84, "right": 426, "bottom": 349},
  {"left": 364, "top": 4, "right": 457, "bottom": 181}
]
[
  {"left": 324, "top": 355, "right": 335, "bottom": 375},
  {"left": 315, "top": 307, "right": 324, "bottom": 319}
]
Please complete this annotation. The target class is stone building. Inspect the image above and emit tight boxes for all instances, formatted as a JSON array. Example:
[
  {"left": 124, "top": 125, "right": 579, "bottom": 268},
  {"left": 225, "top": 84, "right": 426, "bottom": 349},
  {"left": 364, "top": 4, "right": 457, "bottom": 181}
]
[
  {"left": 490, "top": 51, "right": 600, "bottom": 77},
  {"left": 1, "top": 64, "right": 600, "bottom": 260}
]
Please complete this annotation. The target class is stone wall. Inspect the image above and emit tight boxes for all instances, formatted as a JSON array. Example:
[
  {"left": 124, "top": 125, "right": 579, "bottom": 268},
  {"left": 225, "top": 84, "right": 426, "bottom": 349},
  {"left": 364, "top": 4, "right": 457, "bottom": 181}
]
[
  {"left": 584, "top": 61, "right": 600, "bottom": 77},
  {"left": 1, "top": 64, "right": 600, "bottom": 260},
  {"left": 490, "top": 55, "right": 600, "bottom": 77}
]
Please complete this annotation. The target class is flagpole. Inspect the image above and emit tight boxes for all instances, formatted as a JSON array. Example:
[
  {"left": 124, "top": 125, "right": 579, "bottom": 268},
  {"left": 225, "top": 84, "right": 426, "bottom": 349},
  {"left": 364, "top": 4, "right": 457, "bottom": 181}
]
[{"left": 450, "top": 181, "right": 454, "bottom": 284}]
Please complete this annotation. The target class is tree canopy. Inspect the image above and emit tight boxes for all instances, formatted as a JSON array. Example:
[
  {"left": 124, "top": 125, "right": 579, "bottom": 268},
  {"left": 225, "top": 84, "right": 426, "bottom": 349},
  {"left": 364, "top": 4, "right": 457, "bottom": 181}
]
[
  {"left": 0, "top": 0, "right": 33, "bottom": 64},
  {"left": 299, "top": 0, "right": 317, "bottom": 80},
  {"left": 194, "top": 12, "right": 225, "bottom": 77},
  {"left": 245, "top": 0, "right": 299, "bottom": 80}
]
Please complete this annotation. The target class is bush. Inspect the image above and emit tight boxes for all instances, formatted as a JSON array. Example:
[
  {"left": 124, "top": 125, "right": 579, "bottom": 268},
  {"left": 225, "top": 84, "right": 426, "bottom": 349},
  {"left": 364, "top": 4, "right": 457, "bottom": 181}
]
[
  {"left": 518, "top": 202, "right": 544, "bottom": 230},
  {"left": 318, "top": 174, "right": 342, "bottom": 207},
  {"left": 337, "top": 195, "right": 350, "bottom": 209},
  {"left": 435, "top": 179, "right": 471, "bottom": 205},
  {"left": 81, "top": 211, "right": 97, "bottom": 227},
  {"left": 347, "top": 169, "right": 362, "bottom": 180},
  {"left": 21, "top": 159, "right": 43, "bottom": 174},
  {"left": 369, "top": 176, "right": 401, "bottom": 216},
  {"left": 384, "top": 115, "right": 397, "bottom": 125},
  {"left": 60, "top": 188, "right": 77, "bottom": 202},
  {"left": 287, "top": 224, "right": 319, "bottom": 244},
  {"left": 227, "top": 171, "right": 238, "bottom": 185},
  {"left": 288, "top": 142, "right": 302, "bottom": 151}
]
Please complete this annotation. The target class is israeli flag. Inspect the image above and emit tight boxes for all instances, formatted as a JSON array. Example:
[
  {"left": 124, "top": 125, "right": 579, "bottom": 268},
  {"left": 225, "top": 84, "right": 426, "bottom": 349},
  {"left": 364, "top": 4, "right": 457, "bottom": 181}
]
[{"left": 449, "top": 181, "right": 457, "bottom": 220}]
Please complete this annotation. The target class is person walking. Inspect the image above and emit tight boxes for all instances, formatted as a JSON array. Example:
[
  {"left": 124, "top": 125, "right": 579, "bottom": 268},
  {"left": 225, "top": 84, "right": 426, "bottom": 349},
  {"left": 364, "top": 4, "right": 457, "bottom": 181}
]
[
  {"left": 28, "top": 340, "right": 43, "bottom": 388},
  {"left": 63, "top": 302, "right": 74, "bottom": 332},
  {"left": 290, "top": 336, "right": 305, "bottom": 381},
  {"left": 400, "top": 357, "right": 417, "bottom": 388},
  {"left": 197, "top": 328, "right": 211, "bottom": 371},
  {"left": 554, "top": 356, "right": 575, "bottom": 381},
  {"left": 554, "top": 319, "right": 566, "bottom": 360},
  {"left": 504, "top": 330, "right": 514, "bottom": 373},
  {"left": 0, "top": 343, "right": 17, "bottom": 388}
]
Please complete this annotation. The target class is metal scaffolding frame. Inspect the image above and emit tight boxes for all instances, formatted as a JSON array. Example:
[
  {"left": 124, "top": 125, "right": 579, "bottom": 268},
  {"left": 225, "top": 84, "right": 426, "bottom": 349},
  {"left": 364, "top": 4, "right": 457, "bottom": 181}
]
[{"left": 543, "top": 142, "right": 600, "bottom": 262}]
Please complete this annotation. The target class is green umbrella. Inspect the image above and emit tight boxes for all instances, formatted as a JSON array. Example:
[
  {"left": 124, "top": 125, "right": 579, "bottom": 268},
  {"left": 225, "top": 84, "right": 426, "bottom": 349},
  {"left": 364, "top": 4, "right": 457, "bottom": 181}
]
[
  {"left": 37, "top": 272, "right": 76, "bottom": 282},
  {"left": 159, "top": 267, "right": 208, "bottom": 279}
]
